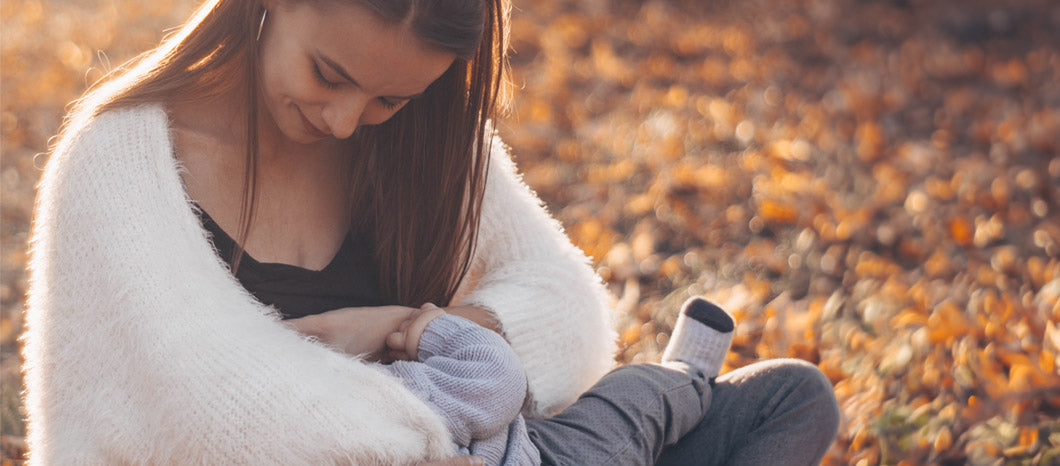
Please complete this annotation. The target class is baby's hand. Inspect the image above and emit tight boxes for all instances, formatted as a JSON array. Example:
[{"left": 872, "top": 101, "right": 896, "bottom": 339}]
[{"left": 385, "top": 303, "right": 446, "bottom": 362}]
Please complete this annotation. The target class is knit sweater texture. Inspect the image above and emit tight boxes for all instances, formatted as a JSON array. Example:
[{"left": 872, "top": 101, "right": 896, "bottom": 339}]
[
  {"left": 23, "top": 104, "right": 617, "bottom": 464},
  {"left": 381, "top": 314, "right": 539, "bottom": 465}
]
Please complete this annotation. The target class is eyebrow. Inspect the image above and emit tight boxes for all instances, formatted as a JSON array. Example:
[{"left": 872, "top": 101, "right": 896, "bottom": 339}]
[{"left": 318, "top": 53, "right": 425, "bottom": 100}]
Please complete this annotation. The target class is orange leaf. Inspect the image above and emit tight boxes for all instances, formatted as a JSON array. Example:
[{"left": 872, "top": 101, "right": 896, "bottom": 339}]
[
  {"left": 891, "top": 308, "right": 928, "bottom": 328},
  {"left": 1008, "top": 363, "right": 1035, "bottom": 392},
  {"left": 1018, "top": 426, "right": 1039, "bottom": 448},
  {"left": 934, "top": 428, "right": 952, "bottom": 452},
  {"left": 949, "top": 217, "right": 973, "bottom": 246},
  {"left": 1041, "top": 348, "right": 1055, "bottom": 374},
  {"left": 927, "top": 302, "right": 971, "bottom": 344},
  {"left": 621, "top": 325, "right": 641, "bottom": 346},
  {"left": 757, "top": 198, "right": 798, "bottom": 225},
  {"left": 850, "top": 426, "right": 869, "bottom": 451}
]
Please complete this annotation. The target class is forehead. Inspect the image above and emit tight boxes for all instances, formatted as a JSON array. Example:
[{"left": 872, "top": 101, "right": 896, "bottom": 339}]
[{"left": 285, "top": 2, "right": 455, "bottom": 94}]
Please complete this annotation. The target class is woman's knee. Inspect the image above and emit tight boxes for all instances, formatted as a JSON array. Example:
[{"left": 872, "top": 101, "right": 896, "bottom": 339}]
[{"left": 767, "top": 359, "right": 841, "bottom": 439}]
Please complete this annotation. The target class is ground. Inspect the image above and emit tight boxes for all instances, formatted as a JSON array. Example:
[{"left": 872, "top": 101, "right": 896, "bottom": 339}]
[{"left": 2, "top": 0, "right": 1059, "bottom": 464}]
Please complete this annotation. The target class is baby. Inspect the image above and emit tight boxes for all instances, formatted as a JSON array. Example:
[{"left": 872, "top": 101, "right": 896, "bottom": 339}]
[{"left": 375, "top": 297, "right": 735, "bottom": 465}]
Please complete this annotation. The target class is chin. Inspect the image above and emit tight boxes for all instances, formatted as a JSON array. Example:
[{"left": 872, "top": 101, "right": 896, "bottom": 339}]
[
  {"left": 258, "top": 96, "right": 314, "bottom": 145},
  {"left": 274, "top": 110, "right": 321, "bottom": 145},
  {"left": 292, "top": 125, "right": 325, "bottom": 144}
]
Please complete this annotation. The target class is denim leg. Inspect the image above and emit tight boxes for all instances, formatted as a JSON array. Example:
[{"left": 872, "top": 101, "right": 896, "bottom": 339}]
[
  {"left": 656, "top": 358, "right": 841, "bottom": 466},
  {"left": 526, "top": 362, "right": 712, "bottom": 466}
]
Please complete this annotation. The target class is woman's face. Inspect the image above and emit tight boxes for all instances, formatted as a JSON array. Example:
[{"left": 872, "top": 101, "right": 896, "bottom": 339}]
[{"left": 257, "top": 1, "right": 456, "bottom": 144}]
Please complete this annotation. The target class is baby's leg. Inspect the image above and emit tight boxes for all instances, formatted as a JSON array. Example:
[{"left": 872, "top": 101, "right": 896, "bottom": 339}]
[{"left": 525, "top": 362, "right": 712, "bottom": 466}]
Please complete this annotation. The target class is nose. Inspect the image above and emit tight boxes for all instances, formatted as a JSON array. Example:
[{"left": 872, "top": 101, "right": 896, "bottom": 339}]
[{"left": 322, "top": 93, "right": 367, "bottom": 139}]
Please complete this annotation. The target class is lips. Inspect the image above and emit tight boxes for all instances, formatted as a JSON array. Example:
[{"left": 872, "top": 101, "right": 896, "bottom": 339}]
[{"left": 296, "top": 106, "right": 329, "bottom": 139}]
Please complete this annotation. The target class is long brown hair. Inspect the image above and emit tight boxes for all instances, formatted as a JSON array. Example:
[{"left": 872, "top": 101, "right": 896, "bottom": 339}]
[{"left": 59, "top": 0, "right": 510, "bottom": 307}]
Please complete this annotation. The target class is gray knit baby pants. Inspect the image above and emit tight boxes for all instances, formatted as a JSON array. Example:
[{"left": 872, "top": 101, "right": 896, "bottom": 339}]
[{"left": 525, "top": 358, "right": 840, "bottom": 465}]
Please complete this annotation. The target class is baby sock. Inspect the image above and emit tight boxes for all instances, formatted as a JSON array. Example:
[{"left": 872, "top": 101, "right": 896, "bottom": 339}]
[{"left": 661, "top": 297, "right": 734, "bottom": 378}]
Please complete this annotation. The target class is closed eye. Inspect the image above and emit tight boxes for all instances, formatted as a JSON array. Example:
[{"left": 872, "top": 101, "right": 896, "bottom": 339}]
[{"left": 312, "top": 62, "right": 340, "bottom": 89}]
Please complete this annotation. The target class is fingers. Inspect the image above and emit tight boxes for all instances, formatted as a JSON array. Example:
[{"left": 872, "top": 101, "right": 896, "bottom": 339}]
[
  {"left": 404, "top": 307, "right": 445, "bottom": 358},
  {"left": 380, "top": 304, "right": 448, "bottom": 361},
  {"left": 386, "top": 329, "right": 406, "bottom": 352}
]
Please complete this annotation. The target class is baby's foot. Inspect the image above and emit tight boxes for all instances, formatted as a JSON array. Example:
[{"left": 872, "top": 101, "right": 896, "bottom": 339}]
[{"left": 661, "top": 297, "right": 734, "bottom": 378}]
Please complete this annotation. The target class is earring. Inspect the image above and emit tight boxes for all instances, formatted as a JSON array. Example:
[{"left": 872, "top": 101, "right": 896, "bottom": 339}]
[{"left": 256, "top": 9, "right": 268, "bottom": 41}]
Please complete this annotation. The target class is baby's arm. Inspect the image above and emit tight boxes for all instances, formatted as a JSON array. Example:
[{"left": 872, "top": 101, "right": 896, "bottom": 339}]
[
  {"left": 384, "top": 304, "right": 447, "bottom": 362},
  {"left": 374, "top": 305, "right": 528, "bottom": 447}
]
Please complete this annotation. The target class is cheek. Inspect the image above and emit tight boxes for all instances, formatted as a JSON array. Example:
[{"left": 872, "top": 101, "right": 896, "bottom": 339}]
[
  {"left": 258, "top": 43, "right": 318, "bottom": 106},
  {"left": 257, "top": 47, "right": 289, "bottom": 109},
  {"left": 360, "top": 111, "right": 390, "bottom": 126},
  {"left": 361, "top": 104, "right": 407, "bottom": 126}
]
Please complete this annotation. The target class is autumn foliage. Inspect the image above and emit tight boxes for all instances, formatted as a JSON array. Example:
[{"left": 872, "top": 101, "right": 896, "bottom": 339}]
[{"left": 2, "top": 0, "right": 1059, "bottom": 464}]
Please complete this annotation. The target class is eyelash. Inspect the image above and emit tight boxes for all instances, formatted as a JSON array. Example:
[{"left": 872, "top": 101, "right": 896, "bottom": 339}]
[
  {"left": 312, "top": 63, "right": 339, "bottom": 89},
  {"left": 312, "top": 62, "right": 401, "bottom": 110}
]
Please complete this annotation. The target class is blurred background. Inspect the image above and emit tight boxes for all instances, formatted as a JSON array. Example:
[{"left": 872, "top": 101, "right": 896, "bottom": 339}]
[{"left": 3, "top": 0, "right": 1059, "bottom": 463}]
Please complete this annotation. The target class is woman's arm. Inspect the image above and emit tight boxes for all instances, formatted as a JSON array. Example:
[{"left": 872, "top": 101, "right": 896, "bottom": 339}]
[
  {"left": 22, "top": 106, "right": 453, "bottom": 464},
  {"left": 282, "top": 304, "right": 498, "bottom": 364},
  {"left": 286, "top": 305, "right": 416, "bottom": 360},
  {"left": 451, "top": 136, "right": 619, "bottom": 417}
]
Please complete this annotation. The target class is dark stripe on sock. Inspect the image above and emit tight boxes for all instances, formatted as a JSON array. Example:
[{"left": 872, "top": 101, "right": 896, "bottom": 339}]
[{"left": 682, "top": 298, "right": 734, "bottom": 332}]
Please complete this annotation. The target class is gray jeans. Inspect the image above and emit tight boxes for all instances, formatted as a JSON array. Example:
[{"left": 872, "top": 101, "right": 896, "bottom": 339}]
[{"left": 525, "top": 359, "right": 840, "bottom": 465}]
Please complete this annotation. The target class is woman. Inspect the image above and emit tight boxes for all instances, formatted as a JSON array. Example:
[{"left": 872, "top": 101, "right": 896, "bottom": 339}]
[{"left": 23, "top": 0, "right": 839, "bottom": 463}]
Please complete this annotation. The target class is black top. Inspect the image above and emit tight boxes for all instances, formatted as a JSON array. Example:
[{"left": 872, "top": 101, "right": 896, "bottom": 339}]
[{"left": 195, "top": 206, "right": 383, "bottom": 319}]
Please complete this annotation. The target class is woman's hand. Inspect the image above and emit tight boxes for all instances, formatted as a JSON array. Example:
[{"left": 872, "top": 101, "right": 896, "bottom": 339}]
[{"left": 284, "top": 305, "right": 415, "bottom": 360}]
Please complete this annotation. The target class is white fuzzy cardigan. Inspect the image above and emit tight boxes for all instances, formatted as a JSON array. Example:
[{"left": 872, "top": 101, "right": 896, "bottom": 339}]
[{"left": 22, "top": 104, "right": 617, "bottom": 464}]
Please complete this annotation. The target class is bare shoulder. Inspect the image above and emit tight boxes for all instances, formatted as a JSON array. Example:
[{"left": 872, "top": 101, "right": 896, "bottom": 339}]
[
  {"left": 168, "top": 100, "right": 242, "bottom": 162},
  {"left": 165, "top": 99, "right": 245, "bottom": 214}
]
